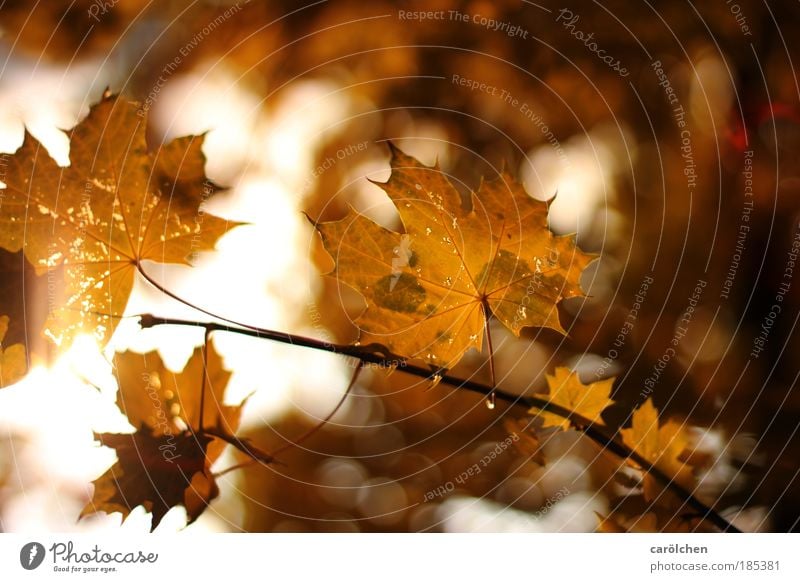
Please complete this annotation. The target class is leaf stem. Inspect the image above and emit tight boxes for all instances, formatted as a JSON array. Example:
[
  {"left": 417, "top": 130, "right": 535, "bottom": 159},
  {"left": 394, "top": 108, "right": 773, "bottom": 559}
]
[
  {"left": 481, "top": 299, "right": 497, "bottom": 410},
  {"left": 139, "top": 314, "right": 741, "bottom": 533},
  {"left": 198, "top": 327, "right": 211, "bottom": 434}
]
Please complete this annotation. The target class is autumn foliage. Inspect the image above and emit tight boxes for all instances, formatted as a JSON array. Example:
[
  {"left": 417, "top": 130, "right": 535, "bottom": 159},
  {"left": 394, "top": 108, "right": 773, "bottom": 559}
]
[{"left": 1, "top": 0, "right": 799, "bottom": 534}]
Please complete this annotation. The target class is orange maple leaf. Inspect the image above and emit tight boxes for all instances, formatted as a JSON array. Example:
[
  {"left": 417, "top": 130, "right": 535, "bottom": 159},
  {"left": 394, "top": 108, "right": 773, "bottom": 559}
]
[{"left": 314, "top": 144, "right": 593, "bottom": 368}]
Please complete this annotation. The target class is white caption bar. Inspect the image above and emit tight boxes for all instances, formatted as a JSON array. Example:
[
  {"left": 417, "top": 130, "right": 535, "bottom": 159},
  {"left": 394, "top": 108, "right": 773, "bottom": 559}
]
[{"left": 0, "top": 534, "right": 797, "bottom": 580}]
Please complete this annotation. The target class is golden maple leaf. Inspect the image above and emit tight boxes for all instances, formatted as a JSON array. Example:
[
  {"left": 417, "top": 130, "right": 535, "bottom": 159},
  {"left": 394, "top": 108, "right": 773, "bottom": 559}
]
[
  {"left": 83, "top": 342, "right": 244, "bottom": 529},
  {"left": 314, "top": 144, "right": 593, "bottom": 368},
  {"left": 0, "top": 92, "right": 238, "bottom": 351},
  {"left": 621, "top": 398, "right": 693, "bottom": 500},
  {"left": 113, "top": 341, "right": 243, "bottom": 461},
  {"left": 534, "top": 367, "right": 615, "bottom": 430}
]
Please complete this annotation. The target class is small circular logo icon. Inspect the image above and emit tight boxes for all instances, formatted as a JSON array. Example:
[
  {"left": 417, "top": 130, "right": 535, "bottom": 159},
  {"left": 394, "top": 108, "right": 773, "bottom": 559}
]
[{"left": 20, "top": 542, "right": 46, "bottom": 570}]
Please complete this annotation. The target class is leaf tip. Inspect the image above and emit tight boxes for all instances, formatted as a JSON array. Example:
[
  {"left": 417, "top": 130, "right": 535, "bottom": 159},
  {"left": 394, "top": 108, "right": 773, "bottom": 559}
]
[{"left": 301, "top": 210, "right": 318, "bottom": 228}]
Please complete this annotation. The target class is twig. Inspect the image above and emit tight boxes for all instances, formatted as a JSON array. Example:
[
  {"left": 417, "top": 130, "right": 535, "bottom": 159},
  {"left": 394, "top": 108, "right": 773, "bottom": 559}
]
[
  {"left": 198, "top": 327, "right": 212, "bottom": 433},
  {"left": 270, "top": 360, "right": 363, "bottom": 457},
  {"left": 213, "top": 458, "right": 257, "bottom": 478},
  {"left": 213, "top": 360, "right": 362, "bottom": 477},
  {"left": 140, "top": 314, "right": 741, "bottom": 533},
  {"left": 200, "top": 426, "right": 278, "bottom": 467}
]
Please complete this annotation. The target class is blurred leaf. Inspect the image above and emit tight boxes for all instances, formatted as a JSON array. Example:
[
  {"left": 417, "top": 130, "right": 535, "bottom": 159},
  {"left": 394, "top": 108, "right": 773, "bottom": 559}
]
[
  {"left": 0, "top": 315, "right": 26, "bottom": 388},
  {"left": 596, "top": 511, "right": 661, "bottom": 532},
  {"left": 0, "top": 0, "right": 152, "bottom": 60},
  {"left": 0, "top": 249, "right": 50, "bottom": 388},
  {"left": 503, "top": 417, "right": 545, "bottom": 464},
  {"left": 595, "top": 512, "right": 628, "bottom": 532},
  {"left": 622, "top": 398, "right": 693, "bottom": 501}
]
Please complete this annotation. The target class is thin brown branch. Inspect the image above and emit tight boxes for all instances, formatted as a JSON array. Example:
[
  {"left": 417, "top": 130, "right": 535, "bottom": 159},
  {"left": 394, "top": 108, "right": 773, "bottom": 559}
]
[
  {"left": 200, "top": 426, "right": 278, "bottom": 467},
  {"left": 139, "top": 313, "right": 741, "bottom": 533},
  {"left": 270, "top": 361, "right": 363, "bottom": 457},
  {"left": 213, "top": 458, "right": 257, "bottom": 478},
  {"left": 198, "top": 327, "right": 212, "bottom": 433}
]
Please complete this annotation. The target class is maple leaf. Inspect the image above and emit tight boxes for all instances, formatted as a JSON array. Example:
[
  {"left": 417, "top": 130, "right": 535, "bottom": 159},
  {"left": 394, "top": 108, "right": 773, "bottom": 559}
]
[
  {"left": 113, "top": 341, "right": 243, "bottom": 462},
  {"left": 0, "top": 92, "right": 238, "bottom": 351},
  {"left": 81, "top": 428, "right": 219, "bottom": 531},
  {"left": 533, "top": 367, "right": 615, "bottom": 430},
  {"left": 621, "top": 398, "right": 693, "bottom": 500},
  {"left": 314, "top": 144, "right": 593, "bottom": 368},
  {"left": 82, "top": 341, "right": 244, "bottom": 529}
]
